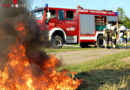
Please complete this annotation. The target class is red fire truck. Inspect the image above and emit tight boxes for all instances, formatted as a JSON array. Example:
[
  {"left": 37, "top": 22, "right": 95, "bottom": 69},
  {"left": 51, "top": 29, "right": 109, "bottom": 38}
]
[{"left": 32, "top": 5, "right": 118, "bottom": 48}]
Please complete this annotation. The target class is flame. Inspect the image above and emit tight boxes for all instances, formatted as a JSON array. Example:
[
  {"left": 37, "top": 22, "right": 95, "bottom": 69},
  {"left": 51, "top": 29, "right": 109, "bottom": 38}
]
[
  {"left": 0, "top": 23, "right": 81, "bottom": 90},
  {"left": 15, "top": 23, "right": 27, "bottom": 36}
]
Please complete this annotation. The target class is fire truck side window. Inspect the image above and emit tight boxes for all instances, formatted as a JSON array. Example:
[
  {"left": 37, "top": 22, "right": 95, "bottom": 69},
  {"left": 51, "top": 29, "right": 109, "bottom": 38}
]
[
  {"left": 66, "top": 11, "right": 74, "bottom": 20},
  {"left": 49, "top": 10, "right": 56, "bottom": 18},
  {"left": 58, "top": 10, "right": 65, "bottom": 20}
]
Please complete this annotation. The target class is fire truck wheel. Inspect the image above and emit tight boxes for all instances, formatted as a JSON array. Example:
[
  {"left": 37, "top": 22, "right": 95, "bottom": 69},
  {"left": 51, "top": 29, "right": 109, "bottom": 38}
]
[
  {"left": 97, "top": 35, "right": 103, "bottom": 48},
  {"left": 80, "top": 42, "right": 89, "bottom": 48},
  {"left": 51, "top": 35, "right": 63, "bottom": 48}
]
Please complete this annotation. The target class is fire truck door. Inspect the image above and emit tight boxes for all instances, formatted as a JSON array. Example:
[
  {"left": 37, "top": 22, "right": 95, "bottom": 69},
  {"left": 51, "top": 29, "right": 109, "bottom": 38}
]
[
  {"left": 65, "top": 11, "right": 78, "bottom": 43},
  {"left": 57, "top": 10, "right": 77, "bottom": 43},
  {"left": 65, "top": 11, "right": 77, "bottom": 35},
  {"left": 57, "top": 10, "right": 66, "bottom": 28}
]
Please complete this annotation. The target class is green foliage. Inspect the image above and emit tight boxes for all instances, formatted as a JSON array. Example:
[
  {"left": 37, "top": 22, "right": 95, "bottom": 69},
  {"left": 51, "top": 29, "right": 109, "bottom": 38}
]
[
  {"left": 123, "top": 15, "right": 130, "bottom": 28},
  {"left": 117, "top": 7, "right": 125, "bottom": 22},
  {"left": 117, "top": 7, "right": 130, "bottom": 28}
]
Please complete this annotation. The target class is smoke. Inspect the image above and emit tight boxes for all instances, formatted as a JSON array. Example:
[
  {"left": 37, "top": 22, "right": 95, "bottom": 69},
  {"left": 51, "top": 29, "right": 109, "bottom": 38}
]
[{"left": 0, "top": 0, "right": 50, "bottom": 70}]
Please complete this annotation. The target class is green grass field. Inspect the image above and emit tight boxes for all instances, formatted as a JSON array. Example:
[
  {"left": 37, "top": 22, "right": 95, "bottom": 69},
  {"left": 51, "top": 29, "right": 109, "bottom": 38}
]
[
  {"left": 44, "top": 45, "right": 95, "bottom": 53},
  {"left": 44, "top": 42, "right": 130, "bottom": 53},
  {"left": 58, "top": 50, "right": 130, "bottom": 90}
]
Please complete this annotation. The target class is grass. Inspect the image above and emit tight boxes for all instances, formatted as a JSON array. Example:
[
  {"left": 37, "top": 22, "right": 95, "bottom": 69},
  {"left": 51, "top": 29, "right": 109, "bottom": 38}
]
[
  {"left": 58, "top": 50, "right": 130, "bottom": 90},
  {"left": 44, "top": 42, "right": 130, "bottom": 53},
  {"left": 44, "top": 44, "right": 95, "bottom": 53},
  {"left": 61, "top": 50, "right": 130, "bottom": 72}
]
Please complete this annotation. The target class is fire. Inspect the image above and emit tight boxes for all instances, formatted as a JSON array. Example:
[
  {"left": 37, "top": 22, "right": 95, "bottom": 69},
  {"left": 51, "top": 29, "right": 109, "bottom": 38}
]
[
  {"left": 15, "top": 23, "right": 27, "bottom": 36},
  {"left": 0, "top": 23, "right": 81, "bottom": 89},
  {"left": 0, "top": 43, "right": 80, "bottom": 90}
]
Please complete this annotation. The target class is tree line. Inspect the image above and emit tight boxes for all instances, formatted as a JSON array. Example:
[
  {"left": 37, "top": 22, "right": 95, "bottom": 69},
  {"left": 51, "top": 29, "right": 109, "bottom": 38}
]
[{"left": 117, "top": 7, "right": 130, "bottom": 29}]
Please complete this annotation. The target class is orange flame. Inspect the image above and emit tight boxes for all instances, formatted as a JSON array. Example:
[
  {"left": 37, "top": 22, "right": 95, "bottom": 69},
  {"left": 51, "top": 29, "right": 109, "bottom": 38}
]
[
  {"left": 15, "top": 23, "right": 27, "bottom": 36},
  {"left": 0, "top": 43, "right": 81, "bottom": 90},
  {"left": 0, "top": 23, "right": 81, "bottom": 90}
]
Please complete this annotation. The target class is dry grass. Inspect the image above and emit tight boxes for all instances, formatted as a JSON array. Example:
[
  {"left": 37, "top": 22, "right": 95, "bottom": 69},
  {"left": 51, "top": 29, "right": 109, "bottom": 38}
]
[
  {"left": 121, "top": 57, "right": 130, "bottom": 63},
  {"left": 98, "top": 77, "right": 129, "bottom": 90}
]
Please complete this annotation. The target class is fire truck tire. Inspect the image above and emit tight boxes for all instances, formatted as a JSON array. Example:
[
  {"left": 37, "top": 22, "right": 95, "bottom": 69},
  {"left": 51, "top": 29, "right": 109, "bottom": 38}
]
[
  {"left": 51, "top": 35, "right": 63, "bottom": 49},
  {"left": 97, "top": 35, "right": 103, "bottom": 48},
  {"left": 80, "top": 42, "right": 89, "bottom": 48}
]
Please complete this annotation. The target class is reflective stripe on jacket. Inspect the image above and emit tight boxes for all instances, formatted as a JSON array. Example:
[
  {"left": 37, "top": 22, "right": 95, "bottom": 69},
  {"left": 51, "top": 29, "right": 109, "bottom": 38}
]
[{"left": 123, "top": 31, "right": 127, "bottom": 38}]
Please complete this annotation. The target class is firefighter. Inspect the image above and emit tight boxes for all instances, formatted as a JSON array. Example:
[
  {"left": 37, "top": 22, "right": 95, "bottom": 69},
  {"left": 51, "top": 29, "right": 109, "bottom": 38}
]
[
  {"left": 111, "top": 26, "right": 117, "bottom": 48},
  {"left": 103, "top": 24, "right": 111, "bottom": 48},
  {"left": 109, "top": 29, "right": 112, "bottom": 47},
  {"left": 120, "top": 26, "right": 128, "bottom": 48}
]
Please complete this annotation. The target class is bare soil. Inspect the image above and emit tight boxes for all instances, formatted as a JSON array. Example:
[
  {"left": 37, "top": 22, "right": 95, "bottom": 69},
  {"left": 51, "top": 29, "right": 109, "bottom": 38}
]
[{"left": 53, "top": 48, "right": 130, "bottom": 66}]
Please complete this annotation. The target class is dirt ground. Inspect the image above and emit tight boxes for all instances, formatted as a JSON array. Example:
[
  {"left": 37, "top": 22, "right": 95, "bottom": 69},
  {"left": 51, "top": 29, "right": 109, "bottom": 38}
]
[{"left": 53, "top": 48, "right": 130, "bottom": 66}]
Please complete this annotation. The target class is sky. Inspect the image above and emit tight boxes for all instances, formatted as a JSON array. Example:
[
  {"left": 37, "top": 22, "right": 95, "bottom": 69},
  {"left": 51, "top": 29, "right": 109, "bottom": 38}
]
[{"left": 32, "top": 0, "right": 130, "bottom": 18}]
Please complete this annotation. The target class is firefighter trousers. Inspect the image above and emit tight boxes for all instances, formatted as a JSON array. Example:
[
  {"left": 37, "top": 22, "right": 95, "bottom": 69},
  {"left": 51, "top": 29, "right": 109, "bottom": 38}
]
[
  {"left": 112, "top": 39, "right": 116, "bottom": 48},
  {"left": 104, "top": 37, "right": 109, "bottom": 48},
  {"left": 123, "top": 38, "right": 127, "bottom": 48}
]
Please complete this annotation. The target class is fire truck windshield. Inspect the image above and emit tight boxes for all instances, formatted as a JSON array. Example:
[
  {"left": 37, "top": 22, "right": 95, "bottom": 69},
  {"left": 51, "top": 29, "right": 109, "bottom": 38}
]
[{"left": 32, "top": 10, "right": 44, "bottom": 20}]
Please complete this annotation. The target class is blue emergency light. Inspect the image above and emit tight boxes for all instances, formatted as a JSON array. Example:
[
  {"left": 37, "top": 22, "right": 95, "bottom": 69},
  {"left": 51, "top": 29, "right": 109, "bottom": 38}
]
[
  {"left": 46, "top": 4, "right": 48, "bottom": 7},
  {"left": 115, "top": 12, "right": 118, "bottom": 15}
]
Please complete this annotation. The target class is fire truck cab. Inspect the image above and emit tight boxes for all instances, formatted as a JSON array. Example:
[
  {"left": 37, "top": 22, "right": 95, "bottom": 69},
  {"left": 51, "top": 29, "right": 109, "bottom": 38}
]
[{"left": 32, "top": 6, "right": 118, "bottom": 48}]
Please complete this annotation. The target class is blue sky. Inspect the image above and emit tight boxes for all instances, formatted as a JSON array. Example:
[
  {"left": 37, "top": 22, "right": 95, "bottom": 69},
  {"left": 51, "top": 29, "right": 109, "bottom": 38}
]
[{"left": 32, "top": 0, "right": 130, "bottom": 17}]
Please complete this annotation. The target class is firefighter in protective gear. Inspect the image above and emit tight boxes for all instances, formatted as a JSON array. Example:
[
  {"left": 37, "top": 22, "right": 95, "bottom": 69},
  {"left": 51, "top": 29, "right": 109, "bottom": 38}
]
[
  {"left": 109, "top": 29, "right": 112, "bottom": 47},
  {"left": 103, "top": 24, "right": 111, "bottom": 48},
  {"left": 120, "top": 26, "right": 128, "bottom": 48},
  {"left": 111, "top": 26, "right": 117, "bottom": 48}
]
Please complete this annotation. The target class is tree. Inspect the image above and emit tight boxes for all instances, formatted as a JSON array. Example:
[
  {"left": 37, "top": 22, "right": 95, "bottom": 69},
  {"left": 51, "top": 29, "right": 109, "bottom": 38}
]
[
  {"left": 123, "top": 15, "right": 130, "bottom": 28},
  {"left": 117, "top": 7, "right": 130, "bottom": 29},
  {"left": 117, "top": 7, "right": 125, "bottom": 22}
]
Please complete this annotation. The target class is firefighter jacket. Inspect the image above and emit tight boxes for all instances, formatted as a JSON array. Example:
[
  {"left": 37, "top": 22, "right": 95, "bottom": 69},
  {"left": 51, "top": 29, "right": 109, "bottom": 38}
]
[
  {"left": 109, "top": 30, "right": 112, "bottom": 39},
  {"left": 112, "top": 30, "right": 117, "bottom": 39},
  {"left": 103, "top": 28, "right": 109, "bottom": 38},
  {"left": 123, "top": 31, "right": 127, "bottom": 39}
]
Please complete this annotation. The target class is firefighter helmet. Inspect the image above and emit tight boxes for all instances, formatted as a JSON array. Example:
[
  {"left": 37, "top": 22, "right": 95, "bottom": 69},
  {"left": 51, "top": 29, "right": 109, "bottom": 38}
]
[
  {"left": 119, "top": 25, "right": 127, "bottom": 31},
  {"left": 106, "top": 24, "right": 112, "bottom": 30}
]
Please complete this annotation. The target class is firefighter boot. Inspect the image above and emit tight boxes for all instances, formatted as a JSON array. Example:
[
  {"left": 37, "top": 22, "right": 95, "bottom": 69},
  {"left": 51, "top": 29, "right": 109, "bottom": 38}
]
[
  {"left": 124, "top": 43, "right": 127, "bottom": 49},
  {"left": 104, "top": 41, "right": 107, "bottom": 49},
  {"left": 113, "top": 44, "right": 116, "bottom": 49}
]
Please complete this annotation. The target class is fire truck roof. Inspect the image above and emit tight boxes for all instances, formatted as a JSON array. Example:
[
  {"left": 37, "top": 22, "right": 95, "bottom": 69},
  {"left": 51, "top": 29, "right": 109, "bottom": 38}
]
[{"left": 32, "top": 7, "right": 118, "bottom": 16}]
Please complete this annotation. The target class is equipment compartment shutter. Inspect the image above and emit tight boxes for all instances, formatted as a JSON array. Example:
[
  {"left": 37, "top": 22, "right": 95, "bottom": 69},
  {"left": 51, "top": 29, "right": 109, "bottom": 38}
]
[
  {"left": 107, "top": 16, "right": 118, "bottom": 22},
  {"left": 80, "top": 14, "right": 95, "bottom": 34}
]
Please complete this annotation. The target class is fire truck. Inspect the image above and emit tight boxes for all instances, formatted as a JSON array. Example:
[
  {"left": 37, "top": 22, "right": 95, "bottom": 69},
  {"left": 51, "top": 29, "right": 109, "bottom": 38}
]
[{"left": 32, "top": 5, "right": 118, "bottom": 48}]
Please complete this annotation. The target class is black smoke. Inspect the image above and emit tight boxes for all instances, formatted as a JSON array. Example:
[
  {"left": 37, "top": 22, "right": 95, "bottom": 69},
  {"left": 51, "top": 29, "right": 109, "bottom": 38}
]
[{"left": 0, "top": 0, "right": 50, "bottom": 70}]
